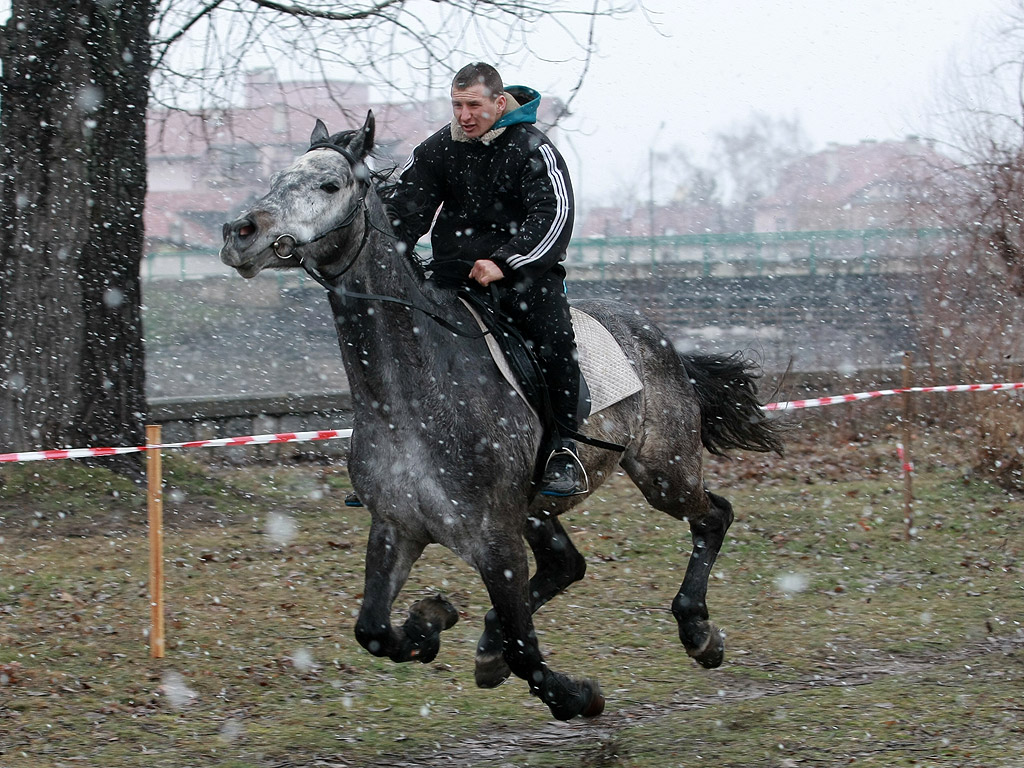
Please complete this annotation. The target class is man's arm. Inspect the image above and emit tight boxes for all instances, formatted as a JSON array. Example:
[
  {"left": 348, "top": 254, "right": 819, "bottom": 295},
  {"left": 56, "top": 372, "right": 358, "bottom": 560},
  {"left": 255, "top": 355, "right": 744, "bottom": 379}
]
[
  {"left": 489, "top": 140, "right": 575, "bottom": 280},
  {"left": 384, "top": 137, "right": 444, "bottom": 259}
]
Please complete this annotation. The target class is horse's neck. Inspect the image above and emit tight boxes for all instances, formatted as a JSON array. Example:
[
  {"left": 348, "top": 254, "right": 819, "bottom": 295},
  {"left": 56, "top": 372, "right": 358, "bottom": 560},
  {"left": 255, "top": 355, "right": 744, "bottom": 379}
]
[{"left": 327, "top": 229, "right": 462, "bottom": 404}]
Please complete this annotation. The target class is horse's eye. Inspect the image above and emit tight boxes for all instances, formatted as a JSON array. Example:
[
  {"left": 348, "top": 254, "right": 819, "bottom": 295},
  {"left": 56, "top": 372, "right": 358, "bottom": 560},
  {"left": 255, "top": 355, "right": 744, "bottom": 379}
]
[{"left": 320, "top": 181, "right": 341, "bottom": 194}]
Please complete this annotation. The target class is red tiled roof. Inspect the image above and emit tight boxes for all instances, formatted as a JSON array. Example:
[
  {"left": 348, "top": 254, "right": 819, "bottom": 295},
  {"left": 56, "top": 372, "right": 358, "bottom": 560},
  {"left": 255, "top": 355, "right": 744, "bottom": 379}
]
[{"left": 760, "top": 139, "right": 952, "bottom": 209}]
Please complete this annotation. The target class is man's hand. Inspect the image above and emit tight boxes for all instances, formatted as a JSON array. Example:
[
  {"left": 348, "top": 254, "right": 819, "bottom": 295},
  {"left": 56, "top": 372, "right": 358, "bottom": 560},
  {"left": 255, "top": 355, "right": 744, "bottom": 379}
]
[{"left": 469, "top": 259, "right": 504, "bottom": 286}]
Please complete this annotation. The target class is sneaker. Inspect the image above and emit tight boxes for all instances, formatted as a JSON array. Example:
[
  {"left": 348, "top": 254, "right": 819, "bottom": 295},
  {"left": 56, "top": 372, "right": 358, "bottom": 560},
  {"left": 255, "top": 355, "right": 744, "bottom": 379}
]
[
  {"left": 344, "top": 491, "right": 363, "bottom": 508},
  {"left": 540, "top": 442, "right": 588, "bottom": 497}
]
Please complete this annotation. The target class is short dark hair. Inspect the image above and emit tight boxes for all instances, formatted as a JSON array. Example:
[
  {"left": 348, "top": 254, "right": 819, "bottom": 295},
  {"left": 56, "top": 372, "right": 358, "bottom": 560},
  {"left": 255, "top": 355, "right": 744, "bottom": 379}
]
[{"left": 452, "top": 62, "right": 503, "bottom": 98}]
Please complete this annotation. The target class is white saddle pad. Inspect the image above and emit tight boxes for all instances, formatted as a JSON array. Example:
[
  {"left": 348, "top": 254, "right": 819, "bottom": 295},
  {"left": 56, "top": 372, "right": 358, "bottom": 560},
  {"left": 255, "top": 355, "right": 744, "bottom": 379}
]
[{"left": 461, "top": 299, "right": 643, "bottom": 417}]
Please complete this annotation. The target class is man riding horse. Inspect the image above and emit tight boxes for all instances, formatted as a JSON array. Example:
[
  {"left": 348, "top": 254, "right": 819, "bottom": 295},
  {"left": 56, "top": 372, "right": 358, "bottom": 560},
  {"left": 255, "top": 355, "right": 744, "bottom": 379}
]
[
  {"left": 220, "top": 84, "right": 783, "bottom": 720},
  {"left": 383, "top": 62, "right": 584, "bottom": 498}
]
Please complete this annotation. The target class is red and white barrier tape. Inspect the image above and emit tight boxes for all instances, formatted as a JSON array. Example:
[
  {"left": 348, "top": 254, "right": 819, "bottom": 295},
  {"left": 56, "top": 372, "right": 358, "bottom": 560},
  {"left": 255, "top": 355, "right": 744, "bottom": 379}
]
[
  {"left": 0, "top": 429, "right": 352, "bottom": 464},
  {"left": 764, "top": 381, "right": 1024, "bottom": 411},
  {"left": 2, "top": 380, "right": 1022, "bottom": 464}
]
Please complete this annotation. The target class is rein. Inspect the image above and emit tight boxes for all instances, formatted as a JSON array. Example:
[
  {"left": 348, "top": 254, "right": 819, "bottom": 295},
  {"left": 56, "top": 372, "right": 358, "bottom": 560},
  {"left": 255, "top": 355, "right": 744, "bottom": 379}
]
[
  {"left": 276, "top": 140, "right": 481, "bottom": 339},
  {"left": 299, "top": 258, "right": 487, "bottom": 340},
  {"left": 272, "top": 202, "right": 368, "bottom": 262},
  {"left": 288, "top": 142, "right": 487, "bottom": 339}
]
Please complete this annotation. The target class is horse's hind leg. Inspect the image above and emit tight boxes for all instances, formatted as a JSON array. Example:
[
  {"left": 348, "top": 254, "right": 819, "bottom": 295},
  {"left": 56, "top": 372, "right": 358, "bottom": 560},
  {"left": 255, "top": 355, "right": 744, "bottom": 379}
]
[
  {"left": 354, "top": 518, "right": 459, "bottom": 664},
  {"left": 475, "top": 516, "right": 587, "bottom": 688},
  {"left": 477, "top": 529, "right": 603, "bottom": 720},
  {"left": 623, "top": 454, "right": 733, "bottom": 669},
  {"left": 673, "top": 491, "right": 734, "bottom": 668}
]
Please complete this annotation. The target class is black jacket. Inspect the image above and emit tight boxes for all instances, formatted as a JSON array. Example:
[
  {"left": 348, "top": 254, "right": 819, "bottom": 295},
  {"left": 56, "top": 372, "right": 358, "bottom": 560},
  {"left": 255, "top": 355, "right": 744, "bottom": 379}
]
[{"left": 385, "top": 87, "right": 575, "bottom": 284}]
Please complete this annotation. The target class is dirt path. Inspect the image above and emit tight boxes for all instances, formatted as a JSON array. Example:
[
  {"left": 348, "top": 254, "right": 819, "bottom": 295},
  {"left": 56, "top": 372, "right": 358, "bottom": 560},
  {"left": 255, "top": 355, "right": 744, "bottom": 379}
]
[{"left": 299, "top": 635, "right": 1024, "bottom": 768}]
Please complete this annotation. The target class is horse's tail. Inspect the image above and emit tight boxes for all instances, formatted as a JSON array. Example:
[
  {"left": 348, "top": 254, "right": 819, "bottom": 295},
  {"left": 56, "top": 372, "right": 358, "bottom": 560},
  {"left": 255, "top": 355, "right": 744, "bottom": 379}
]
[{"left": 679, "top": 352, "right": 785, "bottom": 457}]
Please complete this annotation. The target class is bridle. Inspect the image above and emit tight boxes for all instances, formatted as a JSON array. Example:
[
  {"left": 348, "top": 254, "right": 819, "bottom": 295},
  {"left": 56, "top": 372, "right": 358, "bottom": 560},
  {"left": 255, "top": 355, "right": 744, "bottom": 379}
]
[
  {"left": 270, "top": 140, "right": 485, "bottom": 338},
  {"left": 270, "top": 141, "right": 372, "bottom": 280}
]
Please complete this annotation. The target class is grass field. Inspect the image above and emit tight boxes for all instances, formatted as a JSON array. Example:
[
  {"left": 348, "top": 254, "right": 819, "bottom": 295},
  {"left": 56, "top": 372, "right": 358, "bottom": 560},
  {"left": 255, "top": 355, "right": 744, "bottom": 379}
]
[{"left": 2, "top": 425, "right": 1023, "bottom": 767}]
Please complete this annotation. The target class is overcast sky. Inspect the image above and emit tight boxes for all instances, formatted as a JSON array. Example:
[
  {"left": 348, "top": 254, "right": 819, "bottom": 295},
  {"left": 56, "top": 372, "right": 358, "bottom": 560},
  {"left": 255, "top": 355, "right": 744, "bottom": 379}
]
[
  {"left": 0, "top": 0, "right": 1010, "bottom": 206},
  {"left": 479, "top": 0, "right": 1010, "bottom": 204}
]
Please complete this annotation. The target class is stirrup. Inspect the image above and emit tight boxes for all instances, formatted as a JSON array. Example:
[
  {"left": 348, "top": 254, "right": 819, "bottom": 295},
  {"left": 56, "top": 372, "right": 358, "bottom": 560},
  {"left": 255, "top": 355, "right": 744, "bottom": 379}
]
[
  {"left": 345, "top": 491, "right": 363, "bottom": 508},
  {"left": 539, "top": 444, "right": 589, "bottom": 497}
]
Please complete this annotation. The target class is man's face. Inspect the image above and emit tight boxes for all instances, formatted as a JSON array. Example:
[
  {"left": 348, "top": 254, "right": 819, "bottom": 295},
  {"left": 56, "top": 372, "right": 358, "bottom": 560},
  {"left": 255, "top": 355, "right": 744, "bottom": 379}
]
[{"left": 451, "top": 83, "right": 506, "bottom": 139}]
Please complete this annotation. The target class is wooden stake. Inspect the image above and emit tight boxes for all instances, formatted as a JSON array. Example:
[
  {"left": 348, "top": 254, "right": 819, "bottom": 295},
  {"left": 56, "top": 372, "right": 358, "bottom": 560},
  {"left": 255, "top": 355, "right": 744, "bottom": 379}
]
[
  {"left": 146, "top": 424, "right": 165, "bottom": 658},
  {"left": 901, "top": 352, "right": 914, "bottom": 542}
]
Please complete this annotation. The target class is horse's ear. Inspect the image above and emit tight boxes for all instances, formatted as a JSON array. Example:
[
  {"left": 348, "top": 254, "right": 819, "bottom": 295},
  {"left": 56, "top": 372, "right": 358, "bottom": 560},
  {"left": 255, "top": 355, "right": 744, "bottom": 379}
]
[
  {"left": 310, "top": 118, "right": 330, "bottom": 147},
  {"left": 344, "top": 110, "right": 375, "bottom": 160}
]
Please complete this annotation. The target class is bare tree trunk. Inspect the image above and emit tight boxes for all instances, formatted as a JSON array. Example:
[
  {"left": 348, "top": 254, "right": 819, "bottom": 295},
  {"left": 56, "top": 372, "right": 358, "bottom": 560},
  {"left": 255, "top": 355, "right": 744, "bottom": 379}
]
[
  {"left": 0, "top": 0, "right": 608, "bottom": 474},
  {"left": 0, "top": 1, "right": 151, "bottom": 473}
]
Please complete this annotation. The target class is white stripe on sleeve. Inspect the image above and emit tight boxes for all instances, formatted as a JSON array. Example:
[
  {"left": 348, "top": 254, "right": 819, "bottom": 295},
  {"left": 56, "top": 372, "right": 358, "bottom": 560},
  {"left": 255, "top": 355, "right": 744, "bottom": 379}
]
[{"left": 506, "top": 143, "right": 570, "bottom": 269}]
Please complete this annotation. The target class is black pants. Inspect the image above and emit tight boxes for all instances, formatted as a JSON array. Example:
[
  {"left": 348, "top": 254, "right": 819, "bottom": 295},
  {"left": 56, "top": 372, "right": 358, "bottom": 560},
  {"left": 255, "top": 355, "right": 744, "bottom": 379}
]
[{"left": 491, "top": 271, "right": 580, "bottom": 436}]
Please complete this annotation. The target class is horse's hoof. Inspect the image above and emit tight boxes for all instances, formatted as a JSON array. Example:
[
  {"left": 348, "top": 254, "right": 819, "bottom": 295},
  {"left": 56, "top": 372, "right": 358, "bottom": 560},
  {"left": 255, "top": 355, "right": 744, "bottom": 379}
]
[
  {"left": 474, "top": 651, "right": 512, "bottom": 688},
  {"left": 580, "top": 679, "right": 605, "bottom": 718},
  {"left": 545, "top": 677, "right": 605, "bottom": 721},
  {"left": 401, "top": 595, "right": 460, "bottom": 664},
  {"left": 684, "top": 623, "right": 725, "bottom": 669},
  {"left": 409, "top": 595, "right": 459, "bottom": 631}
]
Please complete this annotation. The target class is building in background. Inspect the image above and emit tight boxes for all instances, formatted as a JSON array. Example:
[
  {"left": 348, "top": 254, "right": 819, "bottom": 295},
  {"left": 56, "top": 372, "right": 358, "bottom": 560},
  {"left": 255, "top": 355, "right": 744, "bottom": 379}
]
[
  {"left": 751, "top": 138, "right": 952, "bottom": 233},
  {"left": 573, "top": 137, "right": 952, "bottom": 240},
  {"left": 147, "top": 72, "right": 951, "bottom": 256},
  {"left": 145, "top": 70, "right": 564, "bottom": 252}
]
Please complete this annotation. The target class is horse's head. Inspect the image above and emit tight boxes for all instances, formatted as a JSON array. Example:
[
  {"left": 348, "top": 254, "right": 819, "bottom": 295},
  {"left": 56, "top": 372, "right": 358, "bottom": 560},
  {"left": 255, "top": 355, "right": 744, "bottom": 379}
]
[{"left": 220, "top": 111, "right": 376, "bottom": 278}]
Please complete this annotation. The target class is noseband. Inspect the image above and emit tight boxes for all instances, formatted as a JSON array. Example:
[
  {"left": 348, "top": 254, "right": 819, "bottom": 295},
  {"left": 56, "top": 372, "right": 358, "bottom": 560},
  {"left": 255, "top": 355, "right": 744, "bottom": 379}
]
[{"left": 271, "top": 141, "right": 372, "bottom": 278}]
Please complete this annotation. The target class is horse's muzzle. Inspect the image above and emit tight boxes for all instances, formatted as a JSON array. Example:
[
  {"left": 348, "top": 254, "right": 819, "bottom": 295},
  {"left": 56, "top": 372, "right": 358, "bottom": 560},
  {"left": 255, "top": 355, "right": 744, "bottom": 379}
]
[
  {"left": 223, "top": 217, "right": 258, "bottom": 246},
  {"left": 220, "top": 217, "right": 259, "bottom": 270}
]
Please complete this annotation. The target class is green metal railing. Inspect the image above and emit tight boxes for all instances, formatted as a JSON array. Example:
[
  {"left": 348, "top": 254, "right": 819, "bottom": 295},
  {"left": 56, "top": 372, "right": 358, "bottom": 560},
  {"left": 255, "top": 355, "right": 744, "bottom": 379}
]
[
  {"left": 561, "top": 227, "right": 952, "bottom": 279},
  {"left": 144, "top": 228, "right": 954, "bottom": 283},
  {"left": 143, "top": 247, "right": 220, "bottom": 281}
]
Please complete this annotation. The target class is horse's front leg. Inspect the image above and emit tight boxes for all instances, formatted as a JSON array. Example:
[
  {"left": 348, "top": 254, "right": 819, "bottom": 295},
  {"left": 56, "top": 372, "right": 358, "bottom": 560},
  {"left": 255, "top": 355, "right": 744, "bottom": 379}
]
[
  {"left": 475, "top": 515, "right": 588, "bottom": 688},
  {"left": 354, "top": 518, "right": 458, "bottom": 664},
  {"left": 672, "top": 490, "right": 734, "bottom": 669},
  {"left": 478, "top": 530, "right": 604, "bottom": 721}
]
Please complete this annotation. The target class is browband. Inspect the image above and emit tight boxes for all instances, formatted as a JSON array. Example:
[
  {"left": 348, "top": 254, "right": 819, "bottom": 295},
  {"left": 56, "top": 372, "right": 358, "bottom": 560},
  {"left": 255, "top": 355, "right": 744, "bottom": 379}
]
[{"left": 307, "top": 141, "right": 361, "bottom": 168}]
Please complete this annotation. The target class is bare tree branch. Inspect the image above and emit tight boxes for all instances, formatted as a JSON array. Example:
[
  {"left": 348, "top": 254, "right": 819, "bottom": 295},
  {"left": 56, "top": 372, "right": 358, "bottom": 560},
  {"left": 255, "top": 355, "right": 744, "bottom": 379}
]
[
  {"left": 242, "top": 0, "right": 405, "bottom": 23},
  {"left": 152, "top": 0, "right": 228, "bottom": 57},
  {"left": 924, "top": 0, "right": 1024, "bottom": 299},
  {"left": 149, "top": 0, "right": 633, "bottom": 113}
]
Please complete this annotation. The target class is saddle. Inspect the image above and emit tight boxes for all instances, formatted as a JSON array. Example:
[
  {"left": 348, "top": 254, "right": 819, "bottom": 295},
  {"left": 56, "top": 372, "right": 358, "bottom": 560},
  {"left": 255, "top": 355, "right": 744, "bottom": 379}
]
[{"left": 456, "top": 289, "right": 641, "bottom": 462}]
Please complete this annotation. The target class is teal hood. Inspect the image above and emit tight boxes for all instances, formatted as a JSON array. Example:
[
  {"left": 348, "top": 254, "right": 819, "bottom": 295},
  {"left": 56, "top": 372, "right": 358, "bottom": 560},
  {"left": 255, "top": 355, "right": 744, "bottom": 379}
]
[{"left": 493, "top": 86, "right": 541, "bottom": 130}]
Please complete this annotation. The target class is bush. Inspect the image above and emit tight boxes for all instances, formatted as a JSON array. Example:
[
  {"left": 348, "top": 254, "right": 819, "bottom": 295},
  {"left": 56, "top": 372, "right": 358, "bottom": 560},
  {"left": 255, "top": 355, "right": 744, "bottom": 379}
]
[{"left": 968, "top": 392, "right": 1024, "bottom": 491}]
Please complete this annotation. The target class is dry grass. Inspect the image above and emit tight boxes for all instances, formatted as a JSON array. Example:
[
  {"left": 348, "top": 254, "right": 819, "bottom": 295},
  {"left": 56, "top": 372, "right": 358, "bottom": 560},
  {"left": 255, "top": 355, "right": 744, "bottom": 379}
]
[{"left": 2, "top": 423, "right": 1024, "bottom": 767}]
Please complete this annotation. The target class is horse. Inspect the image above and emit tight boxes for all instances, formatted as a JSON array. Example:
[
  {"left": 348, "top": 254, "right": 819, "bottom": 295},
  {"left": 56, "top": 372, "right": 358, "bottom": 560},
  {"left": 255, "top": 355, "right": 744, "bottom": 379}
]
[{"left": 220, "top": 111, "right": 784, "bottom": 721}]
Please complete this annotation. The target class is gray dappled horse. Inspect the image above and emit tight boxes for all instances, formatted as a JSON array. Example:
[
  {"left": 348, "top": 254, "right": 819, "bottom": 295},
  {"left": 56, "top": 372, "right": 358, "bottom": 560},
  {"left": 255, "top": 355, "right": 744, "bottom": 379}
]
[{"left": 220, "top": 112, "right": 783, "bottom": 721}]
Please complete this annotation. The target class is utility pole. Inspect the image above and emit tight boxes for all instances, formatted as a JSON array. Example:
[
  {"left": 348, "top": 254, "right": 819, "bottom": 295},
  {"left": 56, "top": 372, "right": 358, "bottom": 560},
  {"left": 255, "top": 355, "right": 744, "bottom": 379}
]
[{"left": 648, "top": 122, "right": 665, "bottom": 265}]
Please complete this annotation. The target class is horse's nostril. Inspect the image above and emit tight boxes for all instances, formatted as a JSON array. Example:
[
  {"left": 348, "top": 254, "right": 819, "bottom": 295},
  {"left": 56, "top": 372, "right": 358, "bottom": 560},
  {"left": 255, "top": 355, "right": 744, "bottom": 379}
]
[{"left": 227, "top": 218, "right": 256, "bottom": 240}]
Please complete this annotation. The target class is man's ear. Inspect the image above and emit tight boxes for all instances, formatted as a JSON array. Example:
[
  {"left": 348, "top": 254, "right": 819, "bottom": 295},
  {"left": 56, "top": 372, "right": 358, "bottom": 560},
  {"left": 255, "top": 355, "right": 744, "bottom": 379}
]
[
  {"left": 310, "top": 118, "right": 330, "bottom": 147},
  {"left": 344, "top": 111, "right": 375, "bottom": 160}
]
